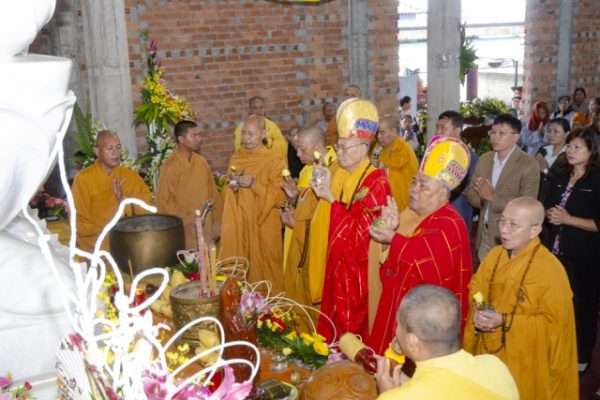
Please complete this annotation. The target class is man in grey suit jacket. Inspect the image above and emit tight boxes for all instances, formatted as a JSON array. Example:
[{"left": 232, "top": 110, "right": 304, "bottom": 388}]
[{"left": 464, "top": 114, "right": 540, "bottom": 261}]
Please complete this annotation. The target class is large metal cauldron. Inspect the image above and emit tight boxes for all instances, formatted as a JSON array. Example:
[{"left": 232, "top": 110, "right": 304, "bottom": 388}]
[{"left": 109, "top": 214, "right": 184, "bottom": 276}]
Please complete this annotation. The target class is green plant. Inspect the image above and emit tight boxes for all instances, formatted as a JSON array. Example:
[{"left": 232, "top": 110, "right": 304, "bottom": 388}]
[
  {"left": 70, "top": 102, "right": 102, "bottom": 169},
  {"left": 462, "top": 98, "right": 508, "bottom": 119},
  {"left": 459, "top": 22, "right": 478, "bottom": 85}
]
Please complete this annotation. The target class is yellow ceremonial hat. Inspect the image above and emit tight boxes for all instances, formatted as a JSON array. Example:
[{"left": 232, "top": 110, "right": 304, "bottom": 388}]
[
  {"left": 336, "top": 98, "right": 378, "bottom": 141},
  {"left": 419, "top": 135, "right": 470, "bottom": 190}
]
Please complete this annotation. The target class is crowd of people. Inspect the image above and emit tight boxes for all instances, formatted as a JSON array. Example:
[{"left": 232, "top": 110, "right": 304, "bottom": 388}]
[{"left": 67, "top": 84, "right": 600, "bottom": 399}]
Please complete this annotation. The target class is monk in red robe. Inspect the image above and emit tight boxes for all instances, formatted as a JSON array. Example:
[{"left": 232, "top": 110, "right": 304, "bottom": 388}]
[
  {"left": 312, "top": 98, "right": 391, "bottom": 342},
  {"left": 367, "top": 136, "right": 473, "bottom": 355}
]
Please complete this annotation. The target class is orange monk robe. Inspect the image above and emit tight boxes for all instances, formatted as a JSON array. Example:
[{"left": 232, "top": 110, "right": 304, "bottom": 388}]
[
  {"left": 463, "top": 238, "right": 578, "bottom": 400},
  {"left": 282, "top": 146, "right": 337, "bottom": 273},
  {"left": 72, "top": 160, "right": 153, "bottom": 252},
  {"left": 324, "top": 118, "right": 338, "bottom": 147},
  {"left": 233, "top": 118, "right": 288, "bottom": 164},
  {"left": 156, "top": 148, "right": 223, "bottom": 250},
  {"left": 220, "top": 147, "right": 287, "bottom": 294},
  {"left": 284, "top": 157, "right": 339, "bottom": 310},
  {"left": 379, "top": 136, "right": 418, "bottom": 212}
]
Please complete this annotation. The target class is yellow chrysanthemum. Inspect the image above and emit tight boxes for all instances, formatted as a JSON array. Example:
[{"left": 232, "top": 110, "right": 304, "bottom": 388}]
[
  {"left": 312, "top": 333, "right": 326, "bottom": 343},
  {"left": 313, "top": 341, "right": 329, "bottom": 356},
  {"left": 282, "top": 347, "right": 292, "bottom": 356},
  {"left": 301, "top": 332, "right": 314, "bottom": 345},
  {"left": 285, "top": 331, "right": 297, "bottom": 341}
]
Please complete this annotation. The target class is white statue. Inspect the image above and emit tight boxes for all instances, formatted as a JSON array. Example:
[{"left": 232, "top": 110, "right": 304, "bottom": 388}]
[{"left": 0, "top": 1, "right": 77, "bottom": 397}]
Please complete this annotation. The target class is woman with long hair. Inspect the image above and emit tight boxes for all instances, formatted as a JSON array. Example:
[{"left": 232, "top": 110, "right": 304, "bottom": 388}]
[
  {"left": 520, "top": 100, "right": 550, "bottom": 156},
  {"left": 543, "top": 128, "right": 600, "bottom": 374}
]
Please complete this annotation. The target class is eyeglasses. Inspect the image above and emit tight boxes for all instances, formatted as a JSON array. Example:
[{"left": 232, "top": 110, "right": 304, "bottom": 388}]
[
  {"left": 487, "top": 130, "right": 517, "bottom": 137},
  {"left": 495, "top": 217, "right": 539, "bottom": 231},
  {"left": 334, "top": 142, "right": 366, "bottom": 152}
]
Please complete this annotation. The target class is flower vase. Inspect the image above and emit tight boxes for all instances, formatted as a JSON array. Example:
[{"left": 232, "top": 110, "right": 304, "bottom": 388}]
[{"left": 270, "top": 350, "right": 288, "bottom": 373}]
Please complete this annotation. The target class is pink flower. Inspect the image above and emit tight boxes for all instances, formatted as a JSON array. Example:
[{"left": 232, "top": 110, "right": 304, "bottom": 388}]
[
  {"left": 45, "top": 197, "right": 57, "bottom": 208},
  {"left": 141, "top": 369, "right": 168, "bottom": 400},
  {"left": 149, "top": 40, "right": 158, "bottom": 52},
  {"left": 0, "top": 393, "right": 11, "bottom": 400},
  {"left": 0, "top": 375, "right": 12, "bottom": 389},
  {"left": 211, "top": 365, "right": 253, "bottom": 400},
  {"left": 23, "top": 381, "right": 32, "bottom": 391}
]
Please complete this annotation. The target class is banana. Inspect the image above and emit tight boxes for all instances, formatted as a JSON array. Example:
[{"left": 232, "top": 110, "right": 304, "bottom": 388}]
[{"left": 197, "top": 328, "right": 220, "bottom": 348}]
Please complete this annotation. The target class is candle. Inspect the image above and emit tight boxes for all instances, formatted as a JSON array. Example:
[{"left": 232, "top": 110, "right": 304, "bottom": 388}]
[
  {"left": 209, "top": 244, "right": 217, "bottom": 295},
  {"left": 194, "top": 209, "right": 210, "bottom": 297}
]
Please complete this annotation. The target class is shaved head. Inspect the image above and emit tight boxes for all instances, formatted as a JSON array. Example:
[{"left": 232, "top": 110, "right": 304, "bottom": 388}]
[
  {"left": 95, "top": 130, "right": 118, "bottom": 147},
  {"left": 295, "top": 125, "right": 326, "bottom": 164},
  {"left": 244, "top": 114, "right": 266, "bottom": 131},
  {"left": 297, "top": 125, "right": 325, "bottom": 147},
  {"left": 397, "top": 285, "right": 461, "bottom": 355},
  {"left": 344, "top": 84, "right": 361, "bottom": 99},
  {"left": 506, "top": 196, "right": 545, "bottom": 225},
  {"left": 378, "top": 115, "right": 397, "bottom": 132}
]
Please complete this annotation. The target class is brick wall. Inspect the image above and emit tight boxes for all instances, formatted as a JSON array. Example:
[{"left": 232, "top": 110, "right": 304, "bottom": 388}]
[
  {"left": 124, "top": 0, "right": 400, "bottom": 172},
  {"left": 524, "top": 0, "right": 600, "bottom": 113}
]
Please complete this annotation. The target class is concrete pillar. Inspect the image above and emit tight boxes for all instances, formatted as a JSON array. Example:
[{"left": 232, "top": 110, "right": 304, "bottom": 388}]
[
  {"left": 347, "top": 0, "right": 370, "bottom": 98},
  {"left": 555, "top": 0, "right": 573, "bottom": 97},
  {"left": 426, "top": 0, "right": 461, "bottom": 139},
  {"left": 47, "top": 0, "right": 87, "bottom": 170},
  {"left": 81, "top": 0, "right": 137, "bottom": 157}
]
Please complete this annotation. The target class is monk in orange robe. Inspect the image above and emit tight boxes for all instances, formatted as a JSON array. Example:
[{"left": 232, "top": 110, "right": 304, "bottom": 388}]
[
  {"left": 280, "top": 126, "right": 338, "bottom": 313},
  {"left": 233, "top": 96, "right": 287, "bottom": 162},
  {"left": 72, "top": 130, "right": 152, "bottom": 252},
  {"left": 312, "top": 98, "right": 391, "bottom": 342},
  {"left": 367, "top": 136, "right": 472, "bottom": 355},
  {"left": 374, "top": 115, "right": 418, "bottom": 212},
  {"left": 220, "top": 115, "right": 287, "bottom": 294},
  {"left": 157, "top": 120, "right": 222, "bottom": 250},
  {"left": 463, "top": 197, "right": 578, "bottom": 399}
]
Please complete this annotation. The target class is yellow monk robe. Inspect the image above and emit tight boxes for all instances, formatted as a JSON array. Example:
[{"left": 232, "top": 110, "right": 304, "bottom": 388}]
[
  {"left": 379, "top": 136, "right": 418, "bottom": 211},
  {"left": 378, "top": 350, "right": 519, "bottom": 400},
  {"left": 220, "top": 147, "right": 287, "bottom": 294},
  {"left": 156, "top": 148, "right": 223, "bottom": 250},
  {"left": 234, "top": 118, "right": 288, "bottom": 163},
  {"left": 282, "top": 146, "right": 337, "bottom": 272},
  {"left": 324, "top": 118, "right": 338, "bottom": 147},
  {"left": 71, "top": 160, "right": 153, "bottom": 252},
  {"left": 463, "top": 237, "right": 578, "bottom": 400},
  {"left": 284, "top": 153, "right": 338, "bottom": 311}
]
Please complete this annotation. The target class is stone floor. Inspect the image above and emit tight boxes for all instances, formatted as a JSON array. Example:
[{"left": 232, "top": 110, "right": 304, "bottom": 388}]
[{"left": 579, "top": 319, "right": 600, "bottom": 399}]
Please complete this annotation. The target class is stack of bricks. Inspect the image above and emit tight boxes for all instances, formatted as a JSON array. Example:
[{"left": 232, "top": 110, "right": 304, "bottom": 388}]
[
  {"left": 524, "top": 0, "right": 600, "bottom": 113},
  {"left": 124, "top": 0, "right": 400, "bottom": 172}
]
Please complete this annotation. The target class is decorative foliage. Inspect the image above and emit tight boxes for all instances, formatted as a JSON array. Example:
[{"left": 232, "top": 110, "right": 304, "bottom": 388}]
[
  {"left": 461, "top": 97, "right": 509, "bottom": 120},
  {"left": 241, "top": 291, "right": 333, "bottom": 370},
  {"left": 0, "top": 374, "right": 35, "bottom": 400},
  {"left": 70, "top": 102, "right": 103, "bottom": 169},
  {"left": 459, "top": 22, "right": 478, "bottom": 85},
  {"left": 29, "top": 186, "right": 69, "bottom": 220},
  {"left": 134, "top": 39, "right": 195, "bottom": 191}
]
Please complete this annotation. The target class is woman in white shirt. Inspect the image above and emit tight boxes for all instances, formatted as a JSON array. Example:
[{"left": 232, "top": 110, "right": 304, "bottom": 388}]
[{"left": 536, "top": 117, "right": 569, "bottom": 202}]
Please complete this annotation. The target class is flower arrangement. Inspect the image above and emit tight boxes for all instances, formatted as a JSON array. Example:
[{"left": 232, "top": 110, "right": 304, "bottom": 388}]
[
  {"left": 240, "top": 291, "right": 333, "bottom": 370},
  {"left": 134, "top": 39, "right": 195, "bottom": 192},
  {"left": 29, "top": 186, "right": 68, "bottom": 220},
  {"left": 0, "top": 374, "right": 34, "bottom": 400}
]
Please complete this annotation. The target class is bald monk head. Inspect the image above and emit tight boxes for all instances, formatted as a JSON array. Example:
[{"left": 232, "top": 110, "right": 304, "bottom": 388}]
[
  {"left": 241, "top": 115, "right": 267, "bottom": 150},
  {"left": 295, "top": 125, "right": 327, "bottom": 165},
  {"left": 498, "top": 197, "right": 544, "bottom": 257},
  {"left": 344, "top": 84, "right": 361, "bottom": 99},
  {"left": 376, "top": 115, "right": 398, "bottom": 148},
  {"left": 93, "top": 130, "right": 121, "bottom": 173},
  {"left": 394, "top": 284, "right": 461, "bottom": 361}
]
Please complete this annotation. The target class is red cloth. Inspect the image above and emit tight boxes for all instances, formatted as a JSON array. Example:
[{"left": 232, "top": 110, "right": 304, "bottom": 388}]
[
  {"left": 527, "top": 101, "right": 550, "bottom": 131},
  {"left": 365, "top": 203, "right": 472, "bottom": 355},
  {"left": 317, "top": 168, "right": 391, "bottom": 342}
]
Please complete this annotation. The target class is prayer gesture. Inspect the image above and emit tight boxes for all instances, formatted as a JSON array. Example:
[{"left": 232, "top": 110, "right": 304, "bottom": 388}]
[
  {"left": 535, "top": 153, "right": 549, "bottom": 172},
  {"left": 473, "top": 306, "right": 502, "bottom": 332},
  {"left": 311, "top": 166, "right": 334, "bottom": 203},
  {"left": 281, "top": 178, "right": 298, "bottom": 201},
  {"left": 112, "top": 177, "right": 125, "bottom": 202},
  {"left": 546, "top": 205, "right": 571, "bottom": 225},
  {"left": 238, "top": 174, "right": 255, "bottom": 188},
  {"left": 369, "top": 196, "right": 399, "bottom": 244},
  {"left": 374, "top": 354, "right": 408, "bottom": 393},
  {"left": 280, "top": 206, "right": 295, "bottom": 228},
  {"left": 473, "top": 176, "right": 494, "bottom": 202}
]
